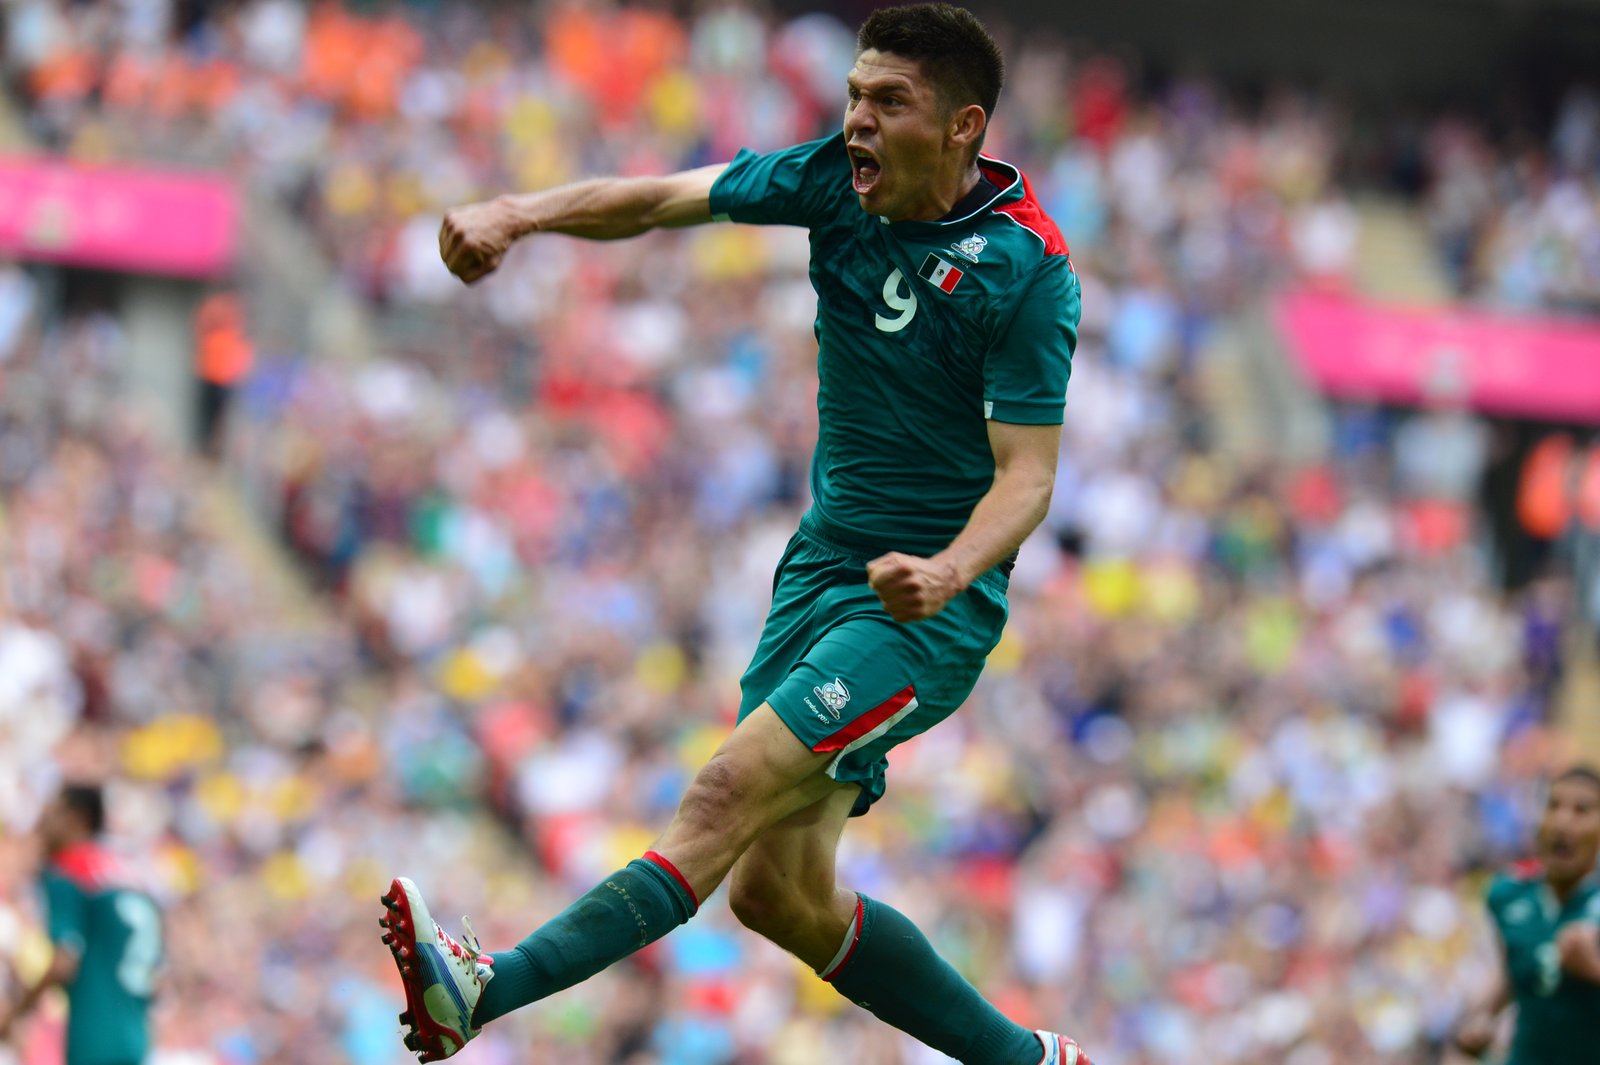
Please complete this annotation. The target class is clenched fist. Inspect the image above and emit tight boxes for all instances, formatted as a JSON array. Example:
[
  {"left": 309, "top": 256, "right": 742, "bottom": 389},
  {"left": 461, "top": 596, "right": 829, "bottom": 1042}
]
[
  {"left": 439, "top": 198, "right": 523, "bottom": 284},
  {"left": 1452, "top": 1010, "right": 1496, "bottom": 1058},
  {"left": 867, "top": 552, "right": 963, "bottom": 623}
]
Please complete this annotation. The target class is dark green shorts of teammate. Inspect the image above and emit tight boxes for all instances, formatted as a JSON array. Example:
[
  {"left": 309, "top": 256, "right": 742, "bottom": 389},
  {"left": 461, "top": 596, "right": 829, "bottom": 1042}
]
[{"left": 737, "top": 513, "right": 1009, "bottom": 816}]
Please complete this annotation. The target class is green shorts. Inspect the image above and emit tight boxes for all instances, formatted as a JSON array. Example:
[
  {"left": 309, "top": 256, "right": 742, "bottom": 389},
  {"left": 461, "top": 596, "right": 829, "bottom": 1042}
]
[{"left": 737, "top": 512, "right": 1010, "bottom": 816}]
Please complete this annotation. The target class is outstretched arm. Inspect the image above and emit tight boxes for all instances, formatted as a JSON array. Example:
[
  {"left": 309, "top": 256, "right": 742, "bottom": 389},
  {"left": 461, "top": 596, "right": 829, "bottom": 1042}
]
[
  {"left": 439, "top": 163, "right": 728, "bottom": 283},
  {"left": 1452, "top": 964, "right": 1509, "bottom": 1058},
  {"left": 1453, "top": 916, "right": 1512, "bottom": 1061},
  {"left": 0, "top": 947, "right": 79, "bottom": 1042},
  {"left": 868, "top": 421, "right": 1059, "bottom": 623}
]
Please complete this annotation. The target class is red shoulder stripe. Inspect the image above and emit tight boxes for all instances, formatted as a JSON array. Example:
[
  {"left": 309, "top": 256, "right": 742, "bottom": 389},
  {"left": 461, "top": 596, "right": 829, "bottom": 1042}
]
[
  {"left": 52, "top": 842, "right": 123, "bottom": 891},
  {"left": 994, "top": 170, "right": 1070, "bottom": 259},
  {"left": 1508, "top": 858, "right": 1544, "bottom": 881}
]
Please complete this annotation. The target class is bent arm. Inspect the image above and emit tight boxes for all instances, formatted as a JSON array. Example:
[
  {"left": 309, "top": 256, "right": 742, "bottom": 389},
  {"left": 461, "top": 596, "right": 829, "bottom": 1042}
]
[
  {"left": 866, "top": 421, "right": 1059, "bottom": 623},
  {"left": 935, "top": 420, "right": 1060, "bottom": 587},
  {"left": 1559, "top": 922, "right": 1600, "bottom": 984}
]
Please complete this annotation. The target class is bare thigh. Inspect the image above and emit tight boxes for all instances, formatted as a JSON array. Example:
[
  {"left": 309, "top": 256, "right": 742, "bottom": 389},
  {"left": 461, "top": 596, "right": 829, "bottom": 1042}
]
[
  {"left": 728, "top": 784, "right": 861, "bottom": 970},
  {"left": 651, "top": 703, "right": 846, "bottom": 901}
]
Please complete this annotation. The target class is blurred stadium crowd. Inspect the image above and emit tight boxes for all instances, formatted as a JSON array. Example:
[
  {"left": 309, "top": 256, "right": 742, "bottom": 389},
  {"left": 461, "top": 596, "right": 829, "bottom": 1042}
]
[{"left": 2, "top": 2, "right": 1598, "bottom": 1065}]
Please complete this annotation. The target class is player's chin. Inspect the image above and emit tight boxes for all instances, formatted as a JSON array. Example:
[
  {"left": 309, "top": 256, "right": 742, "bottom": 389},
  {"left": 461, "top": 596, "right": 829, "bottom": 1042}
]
[
  {"left": 1544, "top": 851, "right": 1582, "bottom": 879},
  {"left": 854, "top": 181, "right": 891, "bottom": 215}
]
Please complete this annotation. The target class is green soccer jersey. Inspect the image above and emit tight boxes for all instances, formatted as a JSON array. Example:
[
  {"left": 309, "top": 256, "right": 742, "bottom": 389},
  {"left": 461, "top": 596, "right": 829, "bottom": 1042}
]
[
  {"left": 40, "top": 843, "right": 161, "bottom": 1065},
  {"left": 710, "top": 133, "right": 1081, "bottom": 557},
  {"left": 1486, "top": 865, "right": 1600, "bottom": 1065}
]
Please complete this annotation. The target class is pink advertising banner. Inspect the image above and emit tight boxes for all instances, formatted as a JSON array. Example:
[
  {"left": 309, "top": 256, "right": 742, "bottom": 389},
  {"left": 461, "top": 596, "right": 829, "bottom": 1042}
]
[
  {"left": 1276, "top": 290, "right": 1600, "bottom": 424},
  {"left": 0, "top": 157, "right": 238, "bottom": 279}
]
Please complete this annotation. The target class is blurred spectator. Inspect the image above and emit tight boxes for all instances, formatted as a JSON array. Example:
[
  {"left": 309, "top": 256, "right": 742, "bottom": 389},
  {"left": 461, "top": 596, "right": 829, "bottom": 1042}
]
[
  {"left": 1425, "top": 89, "right": 1600, "bottom": 313},
  {"left": 193, "top": 289, "right": 253, "bottom": 458}
]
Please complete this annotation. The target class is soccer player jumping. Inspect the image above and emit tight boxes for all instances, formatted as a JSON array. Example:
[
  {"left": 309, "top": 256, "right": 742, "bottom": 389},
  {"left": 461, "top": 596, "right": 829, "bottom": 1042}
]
[
  {"left": 1454, "top": 766, "right": 1600, "bottom": 1065},
  {"left": 382, "top": 6, "right": 1089, "bottom": 1063},
  {"left": 0, "top": 786, "right": 163, "bottom": 1065}
]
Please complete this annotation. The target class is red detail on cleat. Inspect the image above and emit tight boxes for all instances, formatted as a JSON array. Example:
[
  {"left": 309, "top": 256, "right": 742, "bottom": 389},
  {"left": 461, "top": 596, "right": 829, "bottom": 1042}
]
[
  {"left": 1042, "top": 1035, "right": 1091, "bottom": 1065},
  {"left": 382, "top": 878, "right": 470, "bottom": 1062}
]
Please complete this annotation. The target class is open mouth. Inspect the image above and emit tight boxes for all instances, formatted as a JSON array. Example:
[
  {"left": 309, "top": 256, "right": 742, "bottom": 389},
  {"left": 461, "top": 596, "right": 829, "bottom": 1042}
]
[{"left": 849, "top": 145, "right": 881, "bottom": 195}]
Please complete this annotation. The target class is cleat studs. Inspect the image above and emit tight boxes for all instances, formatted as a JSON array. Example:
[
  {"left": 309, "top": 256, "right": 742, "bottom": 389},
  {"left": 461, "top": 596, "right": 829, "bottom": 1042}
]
[
  {"left": 382, "top": 933, "right": 396, "bottom": 946},
  {"left": 398, "top": 1010, "right": 413, "bottom": 1027},
  {"left": 403, "top": 1032, "right": 421, "bottom": 1051}
]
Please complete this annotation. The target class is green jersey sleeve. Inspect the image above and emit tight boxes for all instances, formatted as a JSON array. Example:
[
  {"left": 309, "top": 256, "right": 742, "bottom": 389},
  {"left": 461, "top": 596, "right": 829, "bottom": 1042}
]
[
  {"left": 1485, "top": 872, "right": 1529, "bottom": 926},
  {"left": 710, "top": 135, "right": 849, "bottom": 229},
  {"left": 983, "top": 255, "right": 1081, "bottom": 425},
  {"left": 40, "top": 872, "right": 88, "bottom": 955}
]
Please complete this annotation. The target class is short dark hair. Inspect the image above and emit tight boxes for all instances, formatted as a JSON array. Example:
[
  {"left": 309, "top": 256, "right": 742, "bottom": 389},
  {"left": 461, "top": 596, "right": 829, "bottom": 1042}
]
[
  {"left": 1555, "top": 765, "right": 1600, "bottom": 794},
  {"left": 857, "top": 4, "right": 1005, "bottom": 139},
  {"left": 60, "top": 784, "right": 106, "bottom": 835}
]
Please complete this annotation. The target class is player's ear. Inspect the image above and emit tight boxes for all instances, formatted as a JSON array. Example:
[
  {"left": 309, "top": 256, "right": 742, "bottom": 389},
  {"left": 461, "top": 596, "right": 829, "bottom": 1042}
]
[{"left": 948, "top": 104, "right": 986, "bottom": 154}]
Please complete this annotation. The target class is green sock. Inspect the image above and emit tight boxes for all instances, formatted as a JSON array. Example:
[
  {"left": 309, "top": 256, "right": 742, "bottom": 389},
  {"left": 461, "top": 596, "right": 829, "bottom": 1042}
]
[
  {"left": 471, "top": 852, "right": 698, "bottom": 1026},
  {"left": 823, "top": 894, "right": 1044, "bottom": 1065}
]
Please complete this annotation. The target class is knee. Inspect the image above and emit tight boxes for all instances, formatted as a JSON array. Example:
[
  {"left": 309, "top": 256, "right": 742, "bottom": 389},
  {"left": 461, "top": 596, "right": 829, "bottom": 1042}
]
[
  {"left": 676, "top": 755, "right": 759, "bottom": 838},
  {"left": 728, "top": 864, "right": 817, "bottom": 945}
]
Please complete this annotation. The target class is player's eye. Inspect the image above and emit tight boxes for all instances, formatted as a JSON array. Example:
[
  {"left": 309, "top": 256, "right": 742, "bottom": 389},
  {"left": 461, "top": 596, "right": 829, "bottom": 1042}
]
[{"left": 848, "top": 86, "right": 862, "bottom": 102}]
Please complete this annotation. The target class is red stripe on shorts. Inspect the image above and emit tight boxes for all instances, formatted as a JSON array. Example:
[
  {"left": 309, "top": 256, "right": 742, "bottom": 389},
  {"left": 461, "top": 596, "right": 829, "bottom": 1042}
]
[{"left": 813, "top": 685, "right": 916, "bottom": 753}]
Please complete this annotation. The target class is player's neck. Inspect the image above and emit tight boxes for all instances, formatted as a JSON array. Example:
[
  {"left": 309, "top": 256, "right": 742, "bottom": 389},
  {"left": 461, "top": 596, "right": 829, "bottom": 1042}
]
[
  {"left": 1547, "top": 873, "right": 1586, "bottom": 904},
  {"left": 48, "top": 836, "right": 90, "bottom": 859},
  {"left": 904, "top": 162, "right": 983, "bottom": 223}
]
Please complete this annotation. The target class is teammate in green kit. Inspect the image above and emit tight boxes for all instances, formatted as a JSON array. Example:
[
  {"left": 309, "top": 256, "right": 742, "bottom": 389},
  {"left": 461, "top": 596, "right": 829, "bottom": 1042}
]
[
  {"left": 0, "top": 785, "right": 162, "bottom": 1065},
  {"left": 379, "top": 6, "right": 1088, "bottom": 1064},
  {"left": 1454, "top": 767, "right": 1600, "bottom": 1064}
]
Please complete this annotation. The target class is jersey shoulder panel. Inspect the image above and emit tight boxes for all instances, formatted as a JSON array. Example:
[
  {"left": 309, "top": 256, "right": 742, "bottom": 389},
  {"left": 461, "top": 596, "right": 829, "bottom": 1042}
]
[
  {"left": 1487, "top": 871, "right": 1527, "bottom": 909},
  {"left": 973, "top": 168, "right": 1077, "bottom": 333},
  {"left": 988, "top": 164, "right": 1070, "bottom": 260},
  {"left": 50, "top": 842, "right": 125, "bottom": 893}
]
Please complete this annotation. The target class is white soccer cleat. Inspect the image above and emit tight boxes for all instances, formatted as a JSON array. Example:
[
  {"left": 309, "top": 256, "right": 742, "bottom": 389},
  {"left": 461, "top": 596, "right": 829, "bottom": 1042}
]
[
  {"left": 379, "top": 877, "right": 495, "bottom": 1062},
  {"left": 1036, "top": 1030, "right": 1092, "bottom": 1065}
]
